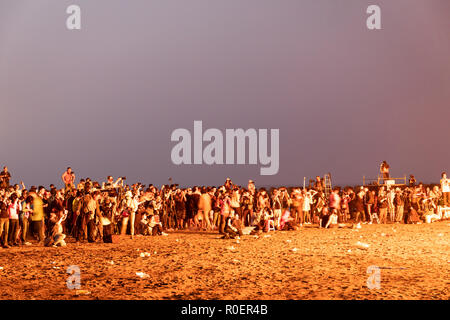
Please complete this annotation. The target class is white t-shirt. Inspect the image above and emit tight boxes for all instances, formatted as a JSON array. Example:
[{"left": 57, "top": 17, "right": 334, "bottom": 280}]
[{"left": 441, "top": 178, "right": 450, "bottom": 193}]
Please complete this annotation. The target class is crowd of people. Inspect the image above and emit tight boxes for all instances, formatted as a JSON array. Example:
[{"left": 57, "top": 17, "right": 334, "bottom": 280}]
[{"left": 0, "top": 165, "right": 449, "bottom": 248}]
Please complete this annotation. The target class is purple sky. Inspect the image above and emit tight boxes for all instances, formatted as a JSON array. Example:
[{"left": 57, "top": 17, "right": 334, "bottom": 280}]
[{"left": 0, "top": 0, "right": 449, "bottom": 188}]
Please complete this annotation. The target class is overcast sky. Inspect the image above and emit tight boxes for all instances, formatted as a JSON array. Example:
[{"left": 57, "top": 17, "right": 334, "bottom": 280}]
[{"left": 0, "top": 0, "right": 449, "bottom": 188}]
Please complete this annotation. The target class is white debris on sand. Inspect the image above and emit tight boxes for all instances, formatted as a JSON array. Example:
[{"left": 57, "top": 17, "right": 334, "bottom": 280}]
[
  {"left": 226, "top": 246, "right": 236, "bottom": 251},
  {"left": 140, "top": 252, "right": 151, "bottom": 257},
  {"left": 74, "top": 290, "right": 91, "bottom": 295},
  {"left": 355, "top": 241, "right": 370, "bottom": 249},
  {"left": 136, "top": 272, "right": 150, "bottom": 279},
  {"left": 290, "top": 248, "right": 298, "bottom": 252}
]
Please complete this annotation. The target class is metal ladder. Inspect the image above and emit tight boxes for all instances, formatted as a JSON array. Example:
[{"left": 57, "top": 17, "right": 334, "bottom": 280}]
[{"left": 324, "top": 173, "right": 332, "bottom": 200}]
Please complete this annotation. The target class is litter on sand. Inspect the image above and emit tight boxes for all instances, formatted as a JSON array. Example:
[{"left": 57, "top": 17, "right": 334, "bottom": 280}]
[
  {"left": 226, "top": 246, "right": 236, "bottom": 251},
  {"left": 355, "top": 241, "right": 370, "bottom": 248},
  {"left": 136, "top": 272, "right": 150, "bottom": 279},
  {"left": 74, "top": 290, "right": 91, "bottom": 295},
  {"left": 0, "top": 267, "right": 4, "bottom": 271},
  {"left": 290, "top": 248, "right": 298, "bottom": 252},
  {"left": 140, "top": 252, "right": 151, "bottom": 257},
  {"left": 108, "top": 261, "right": 114, "bottom": 265},
  {"left": 285, "top": 240, "right": 292, "bottom": 243},
  {"left": 263, "top": 234, "right": 271, "bottom": 238}
]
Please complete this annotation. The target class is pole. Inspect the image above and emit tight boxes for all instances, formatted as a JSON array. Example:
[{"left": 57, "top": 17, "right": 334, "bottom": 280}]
[{"left": 303, "top": 177, "right": 306, "bottom": 189}]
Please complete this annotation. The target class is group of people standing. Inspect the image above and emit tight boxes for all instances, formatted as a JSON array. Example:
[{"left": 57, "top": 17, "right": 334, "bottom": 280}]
[{"left": 0, "top": 166, "right": 449, "bottom": 248}]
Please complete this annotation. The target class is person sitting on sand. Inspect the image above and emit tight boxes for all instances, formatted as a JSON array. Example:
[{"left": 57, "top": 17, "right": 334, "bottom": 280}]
[
  {"left": 140, "top": 212, "right": 151, "bottom": 235},
  {"left": 262, "top": 206, "right": 274, "bottom": 232},
  {"left": 147, "top": 209, "right": 167, "bottom": 236},
  {"left": 222, "top": 211, "right": 241, "bottom": 239},
  {"left": 406, "top": 206, "right": 421, "bottom": 224},
  {"left": 46, "top": 211, "right": 68, "bottom": 247},
  {"left": 279, "top": 210, "right": 299, "bottom": 231},
  {"left": 319, "top": 208, "right": 338, "bottom": 228}
]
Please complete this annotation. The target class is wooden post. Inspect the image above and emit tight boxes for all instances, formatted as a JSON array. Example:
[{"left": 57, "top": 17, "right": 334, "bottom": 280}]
[{"left": 303, "top": 177, "right": 306, "bottom": 189}]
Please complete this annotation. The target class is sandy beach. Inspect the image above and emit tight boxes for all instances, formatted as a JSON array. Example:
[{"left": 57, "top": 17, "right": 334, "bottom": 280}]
[{"left": 0, "top": 221, "right": 448, "bottom": 300}]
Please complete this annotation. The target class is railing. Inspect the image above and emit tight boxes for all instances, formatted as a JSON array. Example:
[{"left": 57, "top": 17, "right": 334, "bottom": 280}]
[{"left": 363, "top": 175, "right": 407, "bottom": 186}]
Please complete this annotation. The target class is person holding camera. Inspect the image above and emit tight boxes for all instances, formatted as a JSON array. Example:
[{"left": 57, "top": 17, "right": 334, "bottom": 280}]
[
  {"left": 119, "top": 190, "right": 139, "bottom": 238},
  {"left": 7, "top": 193, "right": 21, "bottom": 246},
  {"left": 380, "top": 161, "right": 390, "bottom": 183},
  {"left": 102, "top": 176, "right": 124, "bottom": 190},
  {"left": 82, "top": 189, "right": 101, "bottom": 243},
  {"left": 0, "top": 167, "right": 11, "bottom": 189},
  {"left": 0, "top": 197, "right": 9, "bottom": 248},
  {"left": 440, "top": 172, "right": 450, "bottom": 207},
  {"left": 29, "top": 189, "right": 46, "bottom": 245}
]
